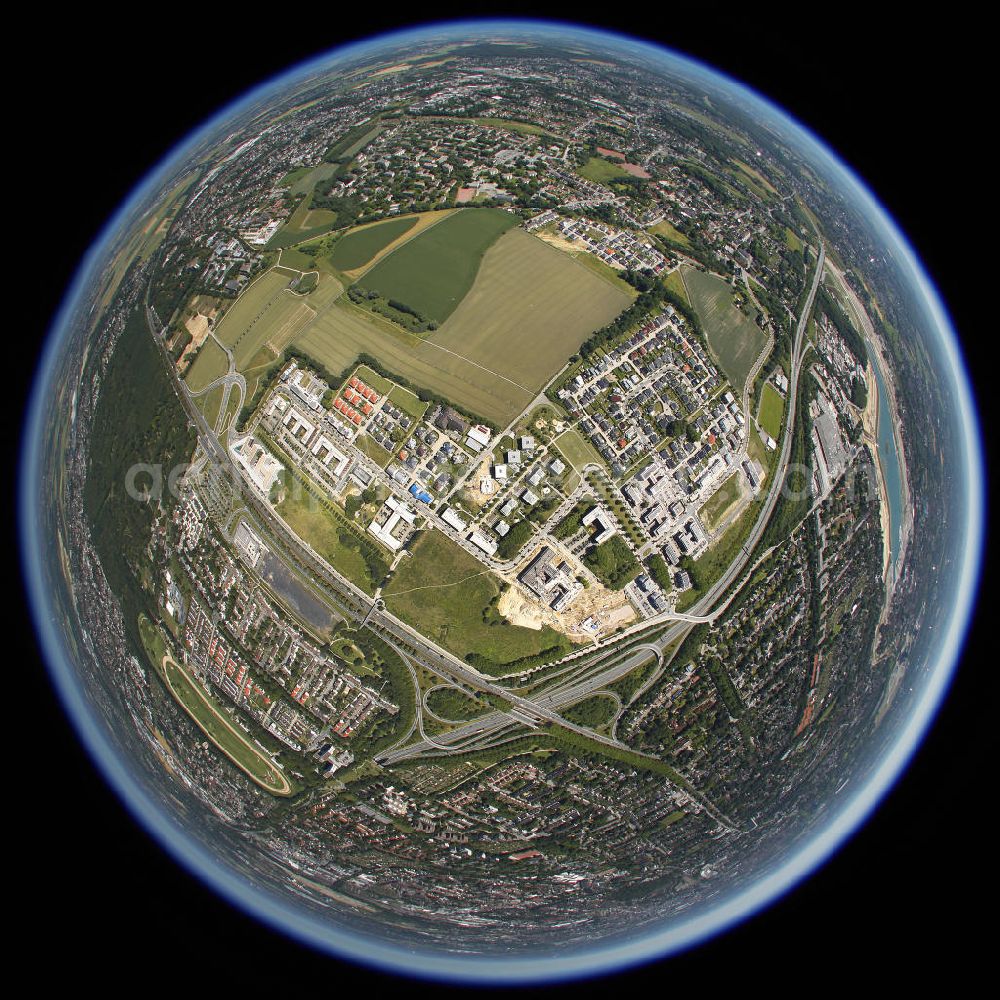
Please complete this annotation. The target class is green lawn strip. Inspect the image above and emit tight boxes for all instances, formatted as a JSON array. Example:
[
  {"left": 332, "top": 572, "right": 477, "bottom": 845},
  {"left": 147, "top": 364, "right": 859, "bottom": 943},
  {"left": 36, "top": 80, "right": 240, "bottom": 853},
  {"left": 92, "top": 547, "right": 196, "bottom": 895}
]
[
  {"left": 387, "top": 384, "right": 428, "bottom": 420},
  {"left": 699, "top": 472, "right": 742, "bottom": 531},
  {"left": 354, "top": 433, "right": 393, "bottom": 468}
]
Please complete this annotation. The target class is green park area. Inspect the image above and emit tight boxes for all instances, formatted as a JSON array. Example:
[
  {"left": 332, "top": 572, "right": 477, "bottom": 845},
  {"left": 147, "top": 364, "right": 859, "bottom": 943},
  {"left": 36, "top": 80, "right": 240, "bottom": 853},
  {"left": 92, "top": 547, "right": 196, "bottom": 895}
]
[
  {"left": 382, "top": 529, "right": 570, "bottom": 674},
  {"left": 583, "top": 535, "right": 641, "bottom": 590},
  {"left": 563, "top": 693, "right": 617, "bottom": 730},
  {"left": 681, "top": 266, "right": 767, "bottom": 392},
  {"left": 426, "top": 686, "right": 492, "bottom": 722},
  {"left": 269, "top": 444, "right": 389, "bottom": 595}
]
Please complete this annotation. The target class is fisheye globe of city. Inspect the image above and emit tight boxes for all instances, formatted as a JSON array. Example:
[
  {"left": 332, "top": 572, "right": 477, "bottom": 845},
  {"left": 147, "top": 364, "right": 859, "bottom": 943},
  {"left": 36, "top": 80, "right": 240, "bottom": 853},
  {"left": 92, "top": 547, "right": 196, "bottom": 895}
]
[{"left": 22, "top": 19, "right": 982, "bottom": 983}]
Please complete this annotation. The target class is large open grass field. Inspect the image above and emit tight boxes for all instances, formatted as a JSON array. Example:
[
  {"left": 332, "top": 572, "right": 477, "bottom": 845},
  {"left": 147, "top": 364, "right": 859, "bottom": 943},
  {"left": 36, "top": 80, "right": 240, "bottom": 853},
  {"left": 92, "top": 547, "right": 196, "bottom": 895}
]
[
  {"left": 295, "top": 299, "right": 529, "bottom": 425},
  {"left": 578, "top": 156, "right": 631, "bottom": 185},
  {"left": 195, "top": 384, "right": 225, "bottom": 431},
  {"left": 215, "top": 269, "right": 316, "bottom": 370},
  {"left": 431, "top": 229, "right": 632, "bottom": 393},
  {"left": 293, "top": 227, "right": 630, "bottom": 425},
  {"left": 551, "top": 426, "right": 604, "bottom": 472},
  {"left": 382, "top": 530, "right": 567, "bottom": 672},
  {"left": 650, "top": 219, "right": 691, "bottom": 247},
  {"left": 331, "top": 216, "right": 418, "bottom": 271},
  {"left": 699, "top": 472, "right": 743, "bottom": 531},
  {"left": 357, "top": 208, "right": 518, "bottom": 323},
  {"left": 681, "top": 266, "right": 767, "bottom": 393},
  {"left": 757, "top": 382, "right": 785, "bottom": 441},
  {"left": 184, "top": 337, "right": 228, "bottom": 392},
  {"left": 275, "top": 466, "right": 388, "bottom": 595}
]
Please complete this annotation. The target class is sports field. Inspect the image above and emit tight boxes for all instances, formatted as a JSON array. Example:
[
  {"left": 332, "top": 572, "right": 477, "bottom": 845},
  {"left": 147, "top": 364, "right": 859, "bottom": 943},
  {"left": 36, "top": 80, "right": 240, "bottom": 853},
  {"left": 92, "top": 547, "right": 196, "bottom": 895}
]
[
  {"left": 681, "top": 266, "right": 767, "bottom": 393},
  {"left": 357, "top": 208, "right": 518, "bottom": 323},
  {"left": 185, "top": 337, "right": 228, "bottom": 392},
  {"left": 382, "top": 529, "right": 568, "bottom": 672},
  {"left": 330, "top": 216, "right": 418, "bottom": 271},
  {"left": 215, "top": 269, "right": 316, "bottom": 370},
  {"left": 294, "top": 228, "right": 630, "bottom": 425},
  {"left": 758, "top": 382, "right": 785, "bottom": 440}
]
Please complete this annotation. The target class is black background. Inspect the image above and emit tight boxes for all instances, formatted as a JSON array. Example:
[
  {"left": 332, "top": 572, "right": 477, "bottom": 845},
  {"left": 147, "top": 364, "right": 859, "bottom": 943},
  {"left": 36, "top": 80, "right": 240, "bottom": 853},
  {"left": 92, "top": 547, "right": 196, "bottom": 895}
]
[{"left": 13, "top": 5, "right": 992, "bottom": 992}]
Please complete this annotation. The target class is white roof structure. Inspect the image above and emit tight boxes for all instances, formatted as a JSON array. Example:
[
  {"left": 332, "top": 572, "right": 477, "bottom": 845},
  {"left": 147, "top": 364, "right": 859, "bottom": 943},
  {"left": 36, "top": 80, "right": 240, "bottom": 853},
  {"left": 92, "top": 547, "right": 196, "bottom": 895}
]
[{"left": 442, "top": 508, "right": 468, "bottom": 532}]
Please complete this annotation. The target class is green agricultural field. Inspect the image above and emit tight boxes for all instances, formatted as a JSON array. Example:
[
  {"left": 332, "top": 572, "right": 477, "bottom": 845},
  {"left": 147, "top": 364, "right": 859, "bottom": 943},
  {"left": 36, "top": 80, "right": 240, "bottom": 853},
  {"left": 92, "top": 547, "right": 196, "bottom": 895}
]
[
  {"left": 430, "top": 229, "right": 632, "bottom": 394},
  {"left": 357, "top": 208, "right": 518, "bottom": 323},
  {"left": 330, "top": 217, "right": 418, "bottom": 271},
  {"left": 270, "top": 195, "right": 343, "bottom": 248},
  {"left": 661, "top": 268, "right": 690, "bottom": 307},
  {"left": 578, "top": 156, "right": 631, "bottom": 185},
  {"left": 292, "top": 226, "right": 630, "bottom": 427},
  {"left": 758, "top": 382, "right": 785, "bottom": 441},
  {"left": 184, "top": 337, "right": 228, "bottom": 392},
  {"left": 681, "top": 266, "right": 767, "bottom": 392},
  {"left": 215, "top": 269, "right": 316, "bottom": 370},
  {"left": 286, "top": 163, "right": 338, "bottom": 197},
  {"left": 382, "top": 530, "right": 568, "bottom": 673}
]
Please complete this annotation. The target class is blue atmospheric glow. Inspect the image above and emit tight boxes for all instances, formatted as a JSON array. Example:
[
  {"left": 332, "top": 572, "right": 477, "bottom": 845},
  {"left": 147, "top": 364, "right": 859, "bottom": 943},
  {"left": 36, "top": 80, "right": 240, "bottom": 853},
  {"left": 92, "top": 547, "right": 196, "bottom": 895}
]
[{"left": 20, "top": 18, "right": 984, "bottom": 984}]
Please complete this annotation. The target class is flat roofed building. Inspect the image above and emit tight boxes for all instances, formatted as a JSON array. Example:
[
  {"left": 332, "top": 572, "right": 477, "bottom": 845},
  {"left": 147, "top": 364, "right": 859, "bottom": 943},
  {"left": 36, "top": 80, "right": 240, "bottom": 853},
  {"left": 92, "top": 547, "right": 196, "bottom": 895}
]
[
  {"left": 442, "top": 507, "right": 468, "bottom": 532},
  {"left": 469, "top": 530, "right": 498, "bottom": 556},
  {"left": 518, "top": 546, "right": 582, "bottom": 613},
  {"left": 367, "top": 496, "right": 417, "bottom": 551}
]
